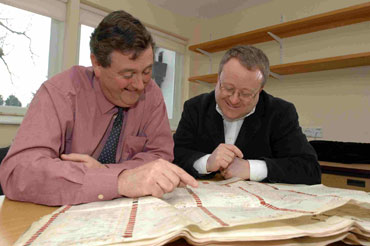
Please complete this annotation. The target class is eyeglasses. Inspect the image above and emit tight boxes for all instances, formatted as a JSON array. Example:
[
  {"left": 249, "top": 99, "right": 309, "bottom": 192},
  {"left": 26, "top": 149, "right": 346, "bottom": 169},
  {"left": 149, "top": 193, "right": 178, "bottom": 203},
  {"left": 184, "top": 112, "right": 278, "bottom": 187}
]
[{"left": 219, "top": 81, "right": 260, "bottom": 101}]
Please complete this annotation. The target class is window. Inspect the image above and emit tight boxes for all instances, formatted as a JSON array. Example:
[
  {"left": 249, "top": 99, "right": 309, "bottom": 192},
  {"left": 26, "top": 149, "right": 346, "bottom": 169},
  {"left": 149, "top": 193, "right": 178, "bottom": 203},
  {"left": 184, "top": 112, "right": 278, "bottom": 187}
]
[
  {"left": 149, "top": 28, "right": 187, "bottom": 129},
  {"left": 0, "top": 3, "right": 51, "bottom": 107},
  {"left": 78, "top": 4, "right": 106, "bottom": 67},
  {"left": 153, "top": 47, "right": 183, "bottom": 122},
  {"left": 0, "top": 0, "right": 65, "bottom": 123},
  {"left": 78, "top": 24, "right": 94, "bottom": 67}
]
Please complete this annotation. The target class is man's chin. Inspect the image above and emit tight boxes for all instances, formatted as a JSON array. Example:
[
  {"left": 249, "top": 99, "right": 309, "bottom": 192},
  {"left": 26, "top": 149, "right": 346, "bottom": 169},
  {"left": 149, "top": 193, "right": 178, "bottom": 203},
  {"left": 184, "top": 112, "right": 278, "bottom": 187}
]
[
  {"left": 118, "top": 94, "right": 141, "bottom": 108},
  {"left": 119, "top": 100, "right": 139, "bottom": 108}
]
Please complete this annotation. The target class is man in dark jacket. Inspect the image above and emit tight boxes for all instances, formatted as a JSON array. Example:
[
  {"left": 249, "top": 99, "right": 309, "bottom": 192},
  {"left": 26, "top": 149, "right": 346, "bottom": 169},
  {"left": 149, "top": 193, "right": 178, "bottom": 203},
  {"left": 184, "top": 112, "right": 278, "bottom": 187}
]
[{"left": 174, "top": 45, "right": 321, "bottom": 184}]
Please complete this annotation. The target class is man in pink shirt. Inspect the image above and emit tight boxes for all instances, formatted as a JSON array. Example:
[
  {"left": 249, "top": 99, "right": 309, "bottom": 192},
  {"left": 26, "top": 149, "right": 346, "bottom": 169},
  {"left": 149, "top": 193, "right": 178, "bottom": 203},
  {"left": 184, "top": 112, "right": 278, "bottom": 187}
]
[{"left": 0, "top": 10, "right": 197, "bottom": 206}]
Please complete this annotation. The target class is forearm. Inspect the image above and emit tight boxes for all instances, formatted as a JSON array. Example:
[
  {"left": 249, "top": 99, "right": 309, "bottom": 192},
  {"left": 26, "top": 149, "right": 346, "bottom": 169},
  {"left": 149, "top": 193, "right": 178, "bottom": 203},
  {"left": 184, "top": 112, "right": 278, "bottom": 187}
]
[{"left": 1, "top": 149, "right": 122, "bottom": 205}]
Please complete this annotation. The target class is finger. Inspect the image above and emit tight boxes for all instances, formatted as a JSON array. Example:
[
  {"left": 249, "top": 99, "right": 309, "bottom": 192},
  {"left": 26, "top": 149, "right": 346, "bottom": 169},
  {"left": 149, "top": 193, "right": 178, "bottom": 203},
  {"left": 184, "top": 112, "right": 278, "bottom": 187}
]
[
  {"left": 60, "top": 154, "right": 70, "bottom": 160},
  {"left": 217, "top": 152, "right": 233, "bottom": 163},
  {"left": 223, "top": 170, "right": 232, "bottom": 179},
  {"left": 90, "top": 162, "right": 106, "bottom": 168},
  {"left": 151, "top": 182, "right": 165, "bottom": 198},
  {"left": 219, "top": 160, "right": 231, "bottom": 169},
  {"left": 223, "top": 145, "right": 244, "bottom": 158},
  {"left": 170, "top": 165, "right": 198, "bottom": 188},
  {"left": 219, "top": 169, "right": 229, "bottom": 179},
  {"left": 61, "top": 153, "right": 87, "bottom": 162},
  {"left": 219, "top": 148, "right": 239, "bottom": 162},
  {"left": 80, "top": 161, "right": 98, "bottom": 168},
  {"left": 161, "top": 168, "right": 181, "bottom": 187},
  {"left": 155, "top": 173, "right": 175, "bottom": 193},
  {"left": 178, "top": 181, "right": 186, "bottom": 187},
  {"left": 212, "top": 152, "right": 233, "bottom": 169}
]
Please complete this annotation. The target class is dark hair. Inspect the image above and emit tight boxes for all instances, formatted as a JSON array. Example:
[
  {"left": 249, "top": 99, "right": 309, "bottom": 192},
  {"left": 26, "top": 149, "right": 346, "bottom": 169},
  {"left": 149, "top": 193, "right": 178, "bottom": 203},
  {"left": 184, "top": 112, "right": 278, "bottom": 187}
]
[
  {"left": 218, "top": 45, "right": 270, "bottom": 85},
  {"left": 90, "top": 10, "right": 155, "bottom": 67}
]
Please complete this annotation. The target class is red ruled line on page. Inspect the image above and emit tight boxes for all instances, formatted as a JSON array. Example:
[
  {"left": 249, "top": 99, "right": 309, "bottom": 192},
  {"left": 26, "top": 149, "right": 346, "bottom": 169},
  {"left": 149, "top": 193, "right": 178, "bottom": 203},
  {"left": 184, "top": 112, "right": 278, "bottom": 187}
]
[
  {"left": 186, "top": 188, "right": 229, "bottom": 227},
  {"left": 123, "top": 198, "right": 139, "bottom": 238},
  {"left": 238, "top": 186, "right": 313, "bottom": 214},
  {"left": 259, "top": 183, "right": 333, "bottom": 198},
  {"left": 24, "top": 205, "right": 72, "bottom": 246}
]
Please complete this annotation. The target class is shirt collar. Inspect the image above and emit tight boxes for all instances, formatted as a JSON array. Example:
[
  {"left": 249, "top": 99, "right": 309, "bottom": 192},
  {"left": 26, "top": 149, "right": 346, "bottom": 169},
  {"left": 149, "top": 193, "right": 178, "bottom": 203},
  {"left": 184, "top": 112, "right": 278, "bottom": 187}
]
[
  {"left": 215, "top": 104, "right": 255, "bottom": 122},
  {"left": 91, "top": 71, "right": 116, "bottom": 114}
]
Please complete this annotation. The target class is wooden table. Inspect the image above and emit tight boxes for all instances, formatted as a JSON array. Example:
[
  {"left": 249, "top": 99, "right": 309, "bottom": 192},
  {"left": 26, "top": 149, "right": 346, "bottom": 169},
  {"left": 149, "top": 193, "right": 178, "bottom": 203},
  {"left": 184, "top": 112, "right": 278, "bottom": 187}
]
[
  {"left": 0, "top": 196, "right": 56, "bottom": 246},
  {"left": 0, "top": 195, "right": 352, "bottom": 246},
  {"left": 0, "top": 196, "right": 190, "bottom": 246}
]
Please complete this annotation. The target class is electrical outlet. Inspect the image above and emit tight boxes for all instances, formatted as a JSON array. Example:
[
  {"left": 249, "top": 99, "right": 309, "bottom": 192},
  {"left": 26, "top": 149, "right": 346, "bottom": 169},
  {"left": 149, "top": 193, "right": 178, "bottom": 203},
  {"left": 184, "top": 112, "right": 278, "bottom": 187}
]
[{"left": 303, "top": 127, "right": 323, "bottom": 138}]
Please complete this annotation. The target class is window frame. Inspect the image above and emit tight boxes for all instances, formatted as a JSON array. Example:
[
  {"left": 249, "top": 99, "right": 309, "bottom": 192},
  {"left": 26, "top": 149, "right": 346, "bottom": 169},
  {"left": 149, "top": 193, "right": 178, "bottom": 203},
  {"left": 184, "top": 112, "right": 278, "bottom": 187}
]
[{"left": 0, "top": 0, "right": 67, "bottom": 124}]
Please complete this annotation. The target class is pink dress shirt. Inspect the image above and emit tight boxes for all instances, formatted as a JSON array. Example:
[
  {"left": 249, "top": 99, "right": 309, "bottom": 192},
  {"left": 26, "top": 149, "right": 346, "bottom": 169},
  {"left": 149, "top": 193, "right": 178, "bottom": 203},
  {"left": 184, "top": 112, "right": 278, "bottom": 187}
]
[{"left": 0, "top": 66, "right": 174, "bottom": 206}]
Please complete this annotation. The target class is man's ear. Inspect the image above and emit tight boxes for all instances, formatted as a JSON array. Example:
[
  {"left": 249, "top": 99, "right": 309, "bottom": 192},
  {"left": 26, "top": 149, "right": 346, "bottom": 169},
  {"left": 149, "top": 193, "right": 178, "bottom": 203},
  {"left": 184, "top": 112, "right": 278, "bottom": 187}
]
[{"left": 90, "top": 54, "right": 101, "bottom": 77}]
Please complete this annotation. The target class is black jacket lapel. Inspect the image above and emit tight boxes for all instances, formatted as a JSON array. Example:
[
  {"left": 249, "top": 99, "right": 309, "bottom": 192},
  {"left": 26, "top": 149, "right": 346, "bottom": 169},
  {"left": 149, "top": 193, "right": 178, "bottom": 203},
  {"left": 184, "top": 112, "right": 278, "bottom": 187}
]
[
  {"left": 235, "top": 92, "right": 265, "bottom": 151},
  {"left": 206, "top": 96, "right": 225, "bottom": 145}
]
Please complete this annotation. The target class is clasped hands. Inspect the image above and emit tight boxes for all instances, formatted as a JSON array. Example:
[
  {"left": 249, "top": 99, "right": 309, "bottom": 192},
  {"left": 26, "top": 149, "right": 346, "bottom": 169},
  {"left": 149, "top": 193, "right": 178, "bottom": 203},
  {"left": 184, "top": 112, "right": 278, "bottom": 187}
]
[
  {"left": 206, "top": 144, "right": 250, "bottom": 180},
  {"left": 60, "top": 153, "right": 198, "bottom": 199}
]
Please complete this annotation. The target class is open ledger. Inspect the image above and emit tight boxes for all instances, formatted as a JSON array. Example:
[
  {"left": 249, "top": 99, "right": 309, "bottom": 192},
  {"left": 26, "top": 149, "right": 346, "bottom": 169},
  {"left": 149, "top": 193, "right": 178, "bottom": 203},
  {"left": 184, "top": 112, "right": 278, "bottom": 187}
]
[{"left": 15, "top": 179, "right": 370, "bottom": 246}]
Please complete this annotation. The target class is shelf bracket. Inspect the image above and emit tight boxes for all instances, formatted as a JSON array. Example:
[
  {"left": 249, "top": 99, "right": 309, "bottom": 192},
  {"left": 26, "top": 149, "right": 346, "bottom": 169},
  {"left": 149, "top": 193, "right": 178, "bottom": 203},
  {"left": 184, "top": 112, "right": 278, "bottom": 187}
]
[
  {"left": 267, "top": 31, "right": 283, "bottom": 64},
  {"left": 196, "top": 48, "right": 213, "bottom": 74},
  {"left": 270, "top": 71, "right": 282, "bottom": 80}
]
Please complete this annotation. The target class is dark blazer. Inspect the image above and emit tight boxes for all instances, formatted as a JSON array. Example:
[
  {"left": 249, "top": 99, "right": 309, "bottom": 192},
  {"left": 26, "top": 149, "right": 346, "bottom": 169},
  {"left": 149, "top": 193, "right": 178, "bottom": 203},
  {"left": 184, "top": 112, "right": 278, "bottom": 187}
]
[{"left": 174, "top": 90, "right": 321, "bottom": 184}]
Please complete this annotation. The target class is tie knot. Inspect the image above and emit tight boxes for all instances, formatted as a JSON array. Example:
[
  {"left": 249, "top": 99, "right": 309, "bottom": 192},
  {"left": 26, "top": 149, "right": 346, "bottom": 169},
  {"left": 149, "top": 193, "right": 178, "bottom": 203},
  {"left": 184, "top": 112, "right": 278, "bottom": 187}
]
[{"left": 116, "top": 107, "right": 124, "bottom": 118}]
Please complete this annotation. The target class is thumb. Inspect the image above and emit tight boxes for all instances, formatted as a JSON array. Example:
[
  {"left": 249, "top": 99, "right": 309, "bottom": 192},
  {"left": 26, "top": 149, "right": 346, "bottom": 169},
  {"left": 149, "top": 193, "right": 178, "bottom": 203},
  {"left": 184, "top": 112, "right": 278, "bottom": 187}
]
[
  {"left": 231, "top": 145, "right": 243, "bottom": 159},
  {"left": 60, "top": 154, "right": 70, "bottom": 160},
  {"left": 60, "top": 153, "right": 85, "bottom": 162}
]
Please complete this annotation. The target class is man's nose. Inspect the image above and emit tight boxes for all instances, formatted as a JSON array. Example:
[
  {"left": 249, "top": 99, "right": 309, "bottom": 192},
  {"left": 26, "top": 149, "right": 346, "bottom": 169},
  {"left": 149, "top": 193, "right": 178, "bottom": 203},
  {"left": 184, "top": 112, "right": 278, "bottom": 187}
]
[
  {"left": 131, "top": 74, "right": 145, "bottom": 91},
  {"left": 229, "top": 91, "right": 240, "bottom": 104}
]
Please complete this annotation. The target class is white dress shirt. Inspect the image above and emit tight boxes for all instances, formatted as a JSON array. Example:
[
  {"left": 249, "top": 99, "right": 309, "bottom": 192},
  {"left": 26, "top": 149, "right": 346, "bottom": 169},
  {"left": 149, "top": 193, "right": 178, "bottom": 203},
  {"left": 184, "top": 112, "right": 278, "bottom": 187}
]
[{"left": 193, "top": 104, "right": 268, "bottom": 181}]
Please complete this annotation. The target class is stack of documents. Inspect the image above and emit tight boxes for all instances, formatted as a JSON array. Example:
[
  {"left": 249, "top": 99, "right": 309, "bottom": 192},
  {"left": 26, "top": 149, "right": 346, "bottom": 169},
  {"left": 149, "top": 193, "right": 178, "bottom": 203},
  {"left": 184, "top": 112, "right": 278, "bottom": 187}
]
[{"left": 15, "top": 179, "right": 370, "bottom": 246}]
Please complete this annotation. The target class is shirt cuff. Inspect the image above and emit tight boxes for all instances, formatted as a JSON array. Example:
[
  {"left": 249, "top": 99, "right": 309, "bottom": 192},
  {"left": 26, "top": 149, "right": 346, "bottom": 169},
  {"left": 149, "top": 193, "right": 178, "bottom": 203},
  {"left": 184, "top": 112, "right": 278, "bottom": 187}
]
[
  {"left": 193, "top": 154, "right": 211, "bottom": 174},
  {"left": 249, "top": 159, "right": 268, "bottom": 181},
  {"left": 81, "top": 167, "right": 123, "bottom": 203}
]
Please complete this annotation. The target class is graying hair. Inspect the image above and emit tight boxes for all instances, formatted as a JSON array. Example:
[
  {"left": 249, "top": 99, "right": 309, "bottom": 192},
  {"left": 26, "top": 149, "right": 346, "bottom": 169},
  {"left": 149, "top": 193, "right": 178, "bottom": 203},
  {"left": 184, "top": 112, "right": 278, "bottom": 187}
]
[{"left": 218, "top": 45, "right": 270, "bottom": 85}]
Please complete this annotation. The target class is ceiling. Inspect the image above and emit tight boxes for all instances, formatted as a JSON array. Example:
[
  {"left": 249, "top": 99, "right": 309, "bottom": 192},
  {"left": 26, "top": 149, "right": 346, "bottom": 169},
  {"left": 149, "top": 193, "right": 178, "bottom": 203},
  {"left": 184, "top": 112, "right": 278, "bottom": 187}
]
[{"left": 146, "top": 0, "right": 272, "bottom": 19}]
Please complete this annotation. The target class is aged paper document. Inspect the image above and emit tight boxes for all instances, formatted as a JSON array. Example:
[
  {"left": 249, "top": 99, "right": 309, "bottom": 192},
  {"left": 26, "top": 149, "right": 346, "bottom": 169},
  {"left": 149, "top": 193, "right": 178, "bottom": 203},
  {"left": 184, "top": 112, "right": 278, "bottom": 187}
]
[{"left": 15, "top": 179, "right": 370, "bottom": 246}]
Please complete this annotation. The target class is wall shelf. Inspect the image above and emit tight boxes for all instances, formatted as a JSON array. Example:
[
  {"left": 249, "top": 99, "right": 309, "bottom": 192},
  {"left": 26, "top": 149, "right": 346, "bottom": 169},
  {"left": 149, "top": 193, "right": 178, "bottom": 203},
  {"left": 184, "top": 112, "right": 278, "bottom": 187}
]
[
  {"left": 188, "top": 51, "right": 370, "bottom": 83},
  {"left": 188, "top": 2, "right": 370, "bottom": 83},
  {"left": 188, "top": 2, "right": 370, "bottom": 54}
]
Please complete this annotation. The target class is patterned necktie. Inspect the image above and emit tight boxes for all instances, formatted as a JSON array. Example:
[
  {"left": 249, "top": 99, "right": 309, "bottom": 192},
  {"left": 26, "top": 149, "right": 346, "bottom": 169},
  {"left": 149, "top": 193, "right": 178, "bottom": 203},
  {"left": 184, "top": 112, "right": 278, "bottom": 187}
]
[{"left": 98, "top": 107, "right": 124, "bottom": 164}]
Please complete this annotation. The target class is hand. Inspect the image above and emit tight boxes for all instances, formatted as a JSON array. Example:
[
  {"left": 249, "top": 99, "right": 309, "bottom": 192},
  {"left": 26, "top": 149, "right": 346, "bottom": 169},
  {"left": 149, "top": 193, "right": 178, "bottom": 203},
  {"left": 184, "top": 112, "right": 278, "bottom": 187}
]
[
  {"left": 221, "top": 157, "right": 250, "bottom": 180},
  {"left": 206, "top": 144, "right": 243, "bottom": 172},
  {"left": 118, "top": 159, "right": 198, "bottom": 198},
  {"left": 61, "top": 153, "right": 106, "bottom": 168}
]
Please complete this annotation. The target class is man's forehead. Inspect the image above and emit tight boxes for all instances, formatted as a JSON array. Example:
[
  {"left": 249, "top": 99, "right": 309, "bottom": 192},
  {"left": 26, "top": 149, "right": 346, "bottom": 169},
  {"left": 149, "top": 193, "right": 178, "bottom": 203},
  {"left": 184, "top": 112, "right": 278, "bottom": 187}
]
[
  {"left": 220, "top": 69, "right": 263, "bottom": 90},
  {"left": 113, "top": 47, "right": 153, "bottom": 59},
  {"left": 111, "top": 49, "right": 153, "bottom": 70}
]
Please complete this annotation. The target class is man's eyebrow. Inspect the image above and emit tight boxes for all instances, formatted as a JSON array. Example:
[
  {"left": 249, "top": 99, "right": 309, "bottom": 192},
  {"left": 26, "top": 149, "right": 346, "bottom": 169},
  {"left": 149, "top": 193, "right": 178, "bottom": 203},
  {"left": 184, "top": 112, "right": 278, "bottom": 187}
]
[
  {"left": 144, "top": 64, "right": 153, "bottom": 69},
  {"left": 142, "top": 64, "right": 153, "bottom": 72},
  {"left": 118, "top": 64, "right": 153, "bottom": 74},
  {"left": 118, "top": 68, "right": 135, "bottom": 74},
  {"left": 223, "top": 82, "right": 256, "bottom": 93}
]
